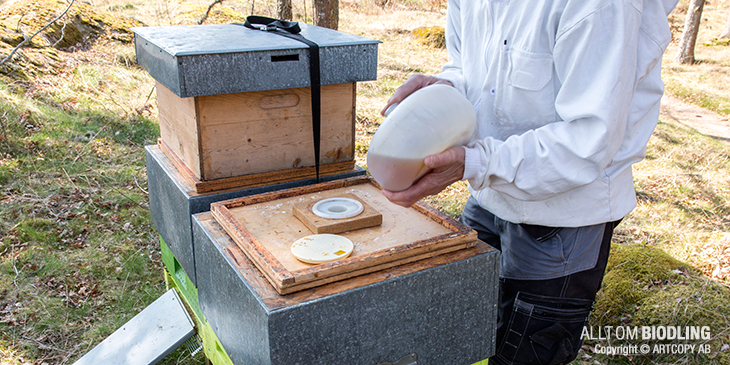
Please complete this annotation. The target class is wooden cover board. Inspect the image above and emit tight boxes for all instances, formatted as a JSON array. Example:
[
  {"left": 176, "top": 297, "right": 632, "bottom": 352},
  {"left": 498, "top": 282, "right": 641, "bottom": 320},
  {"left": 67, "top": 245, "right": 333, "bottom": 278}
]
[
  {"left": 156, "top": 81, "right": 356, "bottom": 182},
  {"left": 196, "top": 211, "right": 495, "bottom": 310},
  {"left": 210, "top": 176, "right": 478, "bottom": 294}
]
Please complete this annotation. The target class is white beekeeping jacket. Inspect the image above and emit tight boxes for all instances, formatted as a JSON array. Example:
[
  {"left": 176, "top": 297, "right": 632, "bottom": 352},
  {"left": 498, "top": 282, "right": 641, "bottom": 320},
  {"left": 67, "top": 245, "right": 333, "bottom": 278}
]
[{"left": 436, "top": 0, "right": 678, "bottom": 226}]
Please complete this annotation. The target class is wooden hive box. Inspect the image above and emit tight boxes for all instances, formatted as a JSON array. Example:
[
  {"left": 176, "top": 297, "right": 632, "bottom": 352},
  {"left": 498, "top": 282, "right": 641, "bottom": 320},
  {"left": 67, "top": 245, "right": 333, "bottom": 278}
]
[
  {"left": 156, "top": 81, "right": 357, "bottom": 193},
  {"left": 132, "top": 23, "right": 379, "bottom": 193},
  {"left": 210, "top": 176, "right": 478, "bottom": 294}
]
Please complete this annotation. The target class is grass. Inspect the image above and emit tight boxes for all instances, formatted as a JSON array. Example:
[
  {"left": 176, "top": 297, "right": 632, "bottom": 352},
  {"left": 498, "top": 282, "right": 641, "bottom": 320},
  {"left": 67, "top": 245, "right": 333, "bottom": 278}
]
[
  {"left": 0, "top": 70, "right": 170, "bottom": 363},
  {"left": 663, "top": 0, "right": 730, "bottom": 116},
  {"left": 0, "top": 0, "right": 729, "bottom": 364}
]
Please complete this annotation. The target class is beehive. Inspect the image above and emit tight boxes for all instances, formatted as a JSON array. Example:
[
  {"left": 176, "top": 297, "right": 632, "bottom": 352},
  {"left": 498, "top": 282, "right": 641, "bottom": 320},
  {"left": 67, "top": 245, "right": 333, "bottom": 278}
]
[
  {"left": 193, "top": 209, "right": 499, "bottom": 365},
  {"left": 132, "top": 23, "right": 379, "bottom": 193}
]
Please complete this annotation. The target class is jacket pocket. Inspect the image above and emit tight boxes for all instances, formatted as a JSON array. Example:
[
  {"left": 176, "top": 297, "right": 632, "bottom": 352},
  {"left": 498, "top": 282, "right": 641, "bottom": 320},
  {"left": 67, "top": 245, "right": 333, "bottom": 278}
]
[
  {"left": 495, "top": 49, "right": 556, "bottom": 129},
  {"left": 497, "top": 292, "right": 592, "bottom": 365}
]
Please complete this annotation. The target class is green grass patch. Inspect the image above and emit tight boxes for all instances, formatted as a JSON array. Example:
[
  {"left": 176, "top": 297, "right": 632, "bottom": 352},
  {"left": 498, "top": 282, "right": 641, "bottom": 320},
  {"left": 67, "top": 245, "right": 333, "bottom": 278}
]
[
  {"left": 664, "top": 79, "right": 730, "bottom": 116},
  {"left": 0, "top": 38, "right": 163, "bottom": 362},
  {"left": 702, "top": 38, "right": 730, "bottom": 47}
]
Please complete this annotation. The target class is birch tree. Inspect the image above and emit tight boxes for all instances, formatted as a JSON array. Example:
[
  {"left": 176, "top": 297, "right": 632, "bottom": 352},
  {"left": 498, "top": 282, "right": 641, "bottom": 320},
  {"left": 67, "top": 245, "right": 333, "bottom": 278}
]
[
  {"left": 313, "top": 0, "right": 338, "bottom": 30},
  {"left": 675, "top": 0, "right": 705, "bottom": 64},
  {"left": 277, "top": 0, "right": 292, "bottom": 20}
]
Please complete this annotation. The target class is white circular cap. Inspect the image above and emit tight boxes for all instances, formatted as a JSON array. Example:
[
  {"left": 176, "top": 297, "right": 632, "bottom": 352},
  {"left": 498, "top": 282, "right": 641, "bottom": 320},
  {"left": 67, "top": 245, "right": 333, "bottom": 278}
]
[
  {"left": 311, "top": 197, "right": 364, "bottom": 219},
  {"left": 290, "top": 234, "right": 354, "bottom": 264}
]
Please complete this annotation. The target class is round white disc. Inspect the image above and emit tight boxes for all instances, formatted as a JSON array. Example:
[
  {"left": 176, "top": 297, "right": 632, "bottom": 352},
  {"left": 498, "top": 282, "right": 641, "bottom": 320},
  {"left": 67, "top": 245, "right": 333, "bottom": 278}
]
[
  {"left": 290, "top": 234, "right": 354, "bottom": 264},
  {"left": 311, "top": 197, "right": 364, "bottom": 219}
]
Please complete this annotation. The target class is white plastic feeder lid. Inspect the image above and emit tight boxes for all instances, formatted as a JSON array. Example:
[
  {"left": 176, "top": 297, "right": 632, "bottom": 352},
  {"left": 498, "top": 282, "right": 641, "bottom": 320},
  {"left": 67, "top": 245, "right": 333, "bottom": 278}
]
[
  {"left": 311, "top": 197, "right": 364, "bottom": 219},
  {"left": 290, "top": 234, "right": 354, "bottom": 264}
]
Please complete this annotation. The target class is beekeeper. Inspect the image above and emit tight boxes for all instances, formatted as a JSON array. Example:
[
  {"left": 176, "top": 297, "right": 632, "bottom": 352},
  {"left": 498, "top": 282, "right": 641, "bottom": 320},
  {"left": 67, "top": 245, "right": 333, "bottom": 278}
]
[{"left": 380, "top": 0, "right": 679, "bottom": 363}]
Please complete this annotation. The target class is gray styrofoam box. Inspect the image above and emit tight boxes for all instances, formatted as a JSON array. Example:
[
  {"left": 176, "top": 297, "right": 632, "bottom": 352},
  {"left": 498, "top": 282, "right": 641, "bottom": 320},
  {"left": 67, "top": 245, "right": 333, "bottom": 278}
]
[
  {"left": 145, "top": 145, "right": 366, "bottom": 286},
  {"left": 132, "top": 23, "right": 380, "bottom": 97},
  {"left": 193, "top": 212, "right": 500, "bottom": 365}
]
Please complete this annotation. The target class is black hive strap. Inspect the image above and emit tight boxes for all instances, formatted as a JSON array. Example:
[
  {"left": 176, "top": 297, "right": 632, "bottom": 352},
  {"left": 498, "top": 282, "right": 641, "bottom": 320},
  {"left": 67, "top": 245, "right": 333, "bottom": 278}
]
[{"left": 235, "top": 16, "right": 321, "bottom": 183}]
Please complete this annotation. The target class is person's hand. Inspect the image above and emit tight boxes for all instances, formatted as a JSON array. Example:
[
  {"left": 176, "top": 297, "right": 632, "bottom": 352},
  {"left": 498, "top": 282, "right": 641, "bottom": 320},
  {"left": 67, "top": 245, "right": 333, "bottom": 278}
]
[
  {"left": 380, "top": 74, "right": 454, "bottom": 116},
  {"left": 382, "top": 146, "right": 466, "bottom": 207}
]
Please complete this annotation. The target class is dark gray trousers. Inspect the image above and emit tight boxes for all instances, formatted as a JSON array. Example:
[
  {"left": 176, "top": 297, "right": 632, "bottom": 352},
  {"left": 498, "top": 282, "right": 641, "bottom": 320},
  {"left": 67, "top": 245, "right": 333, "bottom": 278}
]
[{"left": 460, "top": 197, "right": 619, "bottom": 365}]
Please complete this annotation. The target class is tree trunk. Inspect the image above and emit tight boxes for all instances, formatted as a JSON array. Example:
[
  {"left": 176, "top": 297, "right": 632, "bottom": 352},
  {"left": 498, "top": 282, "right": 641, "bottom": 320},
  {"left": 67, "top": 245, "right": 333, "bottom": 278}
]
[
  {"left": 277, "top": 0, "right": 292, "bottom": 20},
  {"left": 720, "top": 11, "right": 730, "bottom": 39},
  {"left": 313, "top": 0, "right": 338, "bottom": 30},
  {"left": 675, "top": 0, "right": 705, "bottom": 64}
]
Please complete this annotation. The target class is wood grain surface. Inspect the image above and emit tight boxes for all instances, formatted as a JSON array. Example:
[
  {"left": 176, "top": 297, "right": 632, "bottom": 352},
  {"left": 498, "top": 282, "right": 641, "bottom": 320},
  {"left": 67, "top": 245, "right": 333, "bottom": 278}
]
[
  {"left": 158, "top": 138, "right": 356, "bottom": 194},
  {"left": 196, "top": 211, "right": 494, "bottom": 309},
  {"left": 210, "top": 176, "right": 478, "bottom": 294},
  {"left": 292, "top": 193, "right": 382, "bottom": 234},
  {"left": 156, "top": 80, "right": 356, "bottom": 182}
]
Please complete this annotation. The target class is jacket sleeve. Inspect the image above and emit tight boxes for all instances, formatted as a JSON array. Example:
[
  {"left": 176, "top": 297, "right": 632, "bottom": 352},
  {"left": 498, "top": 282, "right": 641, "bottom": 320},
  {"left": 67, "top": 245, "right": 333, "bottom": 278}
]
[
  {"left": 434, "top": 0, "right": 466, "bottom": 94},
  {"left": 463, "top": 1, "right": 646, "bottom": 201}
]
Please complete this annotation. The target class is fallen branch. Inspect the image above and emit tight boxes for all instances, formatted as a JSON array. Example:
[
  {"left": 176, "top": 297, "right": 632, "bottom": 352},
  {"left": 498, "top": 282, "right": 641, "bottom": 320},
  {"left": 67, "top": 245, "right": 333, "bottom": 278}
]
[
  {"left": 0, "top": 0, "right": 76, "bottom": 66},
  {"left": 50, "top": 18, "right": 69, "bottom": 48},
  {"left": 198, "top": 0, "right": 225, "bottom": 25},
  {"left": 20, "top": 334, "right": 71, "bottom": 354}
]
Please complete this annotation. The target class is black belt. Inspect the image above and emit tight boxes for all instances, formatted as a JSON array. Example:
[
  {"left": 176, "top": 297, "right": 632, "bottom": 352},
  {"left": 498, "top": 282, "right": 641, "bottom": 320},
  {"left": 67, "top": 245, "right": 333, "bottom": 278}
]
[{"left": 235, "top": 16, "right": 322, "bottom": 182}]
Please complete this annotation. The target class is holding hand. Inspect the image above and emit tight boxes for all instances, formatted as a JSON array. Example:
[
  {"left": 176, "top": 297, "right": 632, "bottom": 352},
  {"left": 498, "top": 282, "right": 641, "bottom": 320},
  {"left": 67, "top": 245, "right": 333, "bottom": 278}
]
[{"left": 381, "top": 146, "right": 465, "bottom": 207}]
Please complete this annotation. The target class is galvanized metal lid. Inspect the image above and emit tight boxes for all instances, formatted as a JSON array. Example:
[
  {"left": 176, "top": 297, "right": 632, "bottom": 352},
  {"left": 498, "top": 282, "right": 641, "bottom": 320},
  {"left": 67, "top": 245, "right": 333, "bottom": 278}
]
[{"left": 133, "top": 23, "right": 380, "bottom": 97}]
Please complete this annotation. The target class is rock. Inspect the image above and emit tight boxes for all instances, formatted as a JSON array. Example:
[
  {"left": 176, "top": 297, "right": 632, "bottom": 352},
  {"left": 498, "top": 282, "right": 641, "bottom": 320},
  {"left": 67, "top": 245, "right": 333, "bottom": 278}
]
[
  {"left": 0, "top": 0, "right": 142, "bottom": 79},
  {"left": 413, "top": 26, "right": 445, "bottom": 48},
  {"left": 172, "top": 3, "right": 246, "bottom": 25}
]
